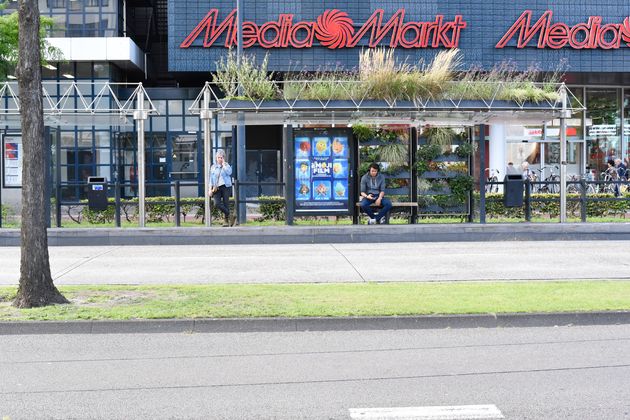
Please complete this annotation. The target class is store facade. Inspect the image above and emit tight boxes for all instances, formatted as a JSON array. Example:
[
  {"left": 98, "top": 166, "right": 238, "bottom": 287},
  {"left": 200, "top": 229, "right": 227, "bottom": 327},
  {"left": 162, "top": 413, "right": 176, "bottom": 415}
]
[{"left": 1, "top": 0, "right": 630, "bottom": 216}]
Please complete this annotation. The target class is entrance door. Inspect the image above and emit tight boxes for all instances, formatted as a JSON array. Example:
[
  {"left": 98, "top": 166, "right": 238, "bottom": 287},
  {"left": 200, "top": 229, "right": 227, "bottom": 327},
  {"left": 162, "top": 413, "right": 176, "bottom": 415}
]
[
  {"left": 115, "top": 132, "right": 170, "bottom": 198},
  {"left": 244, "top": 150, "right": 282, "bottom": 198},
  {"left": 169, "top": 133, "right": 201, "bottom": 197}
]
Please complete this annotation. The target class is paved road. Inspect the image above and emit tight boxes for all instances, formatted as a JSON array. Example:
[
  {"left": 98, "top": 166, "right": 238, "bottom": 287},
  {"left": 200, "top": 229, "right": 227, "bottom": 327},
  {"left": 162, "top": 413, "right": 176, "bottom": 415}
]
[
  {"left": 1, "top": 241, "right": 630, "bottom": 285},
  {"left": 1, "top": 324, "right": 629, "bottom": 419}
]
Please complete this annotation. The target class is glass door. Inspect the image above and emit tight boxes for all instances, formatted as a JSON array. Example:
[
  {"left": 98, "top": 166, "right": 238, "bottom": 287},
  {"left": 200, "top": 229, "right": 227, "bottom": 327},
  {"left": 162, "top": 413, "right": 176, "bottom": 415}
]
[{"left": 169, "top": 133, "right": 200, "bottom": 197}]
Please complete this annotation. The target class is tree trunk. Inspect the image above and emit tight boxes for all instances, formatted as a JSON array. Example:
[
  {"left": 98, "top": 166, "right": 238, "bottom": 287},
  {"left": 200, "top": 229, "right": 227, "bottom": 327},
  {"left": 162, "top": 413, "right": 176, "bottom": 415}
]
[{"left": 13, "top": 0, "right": 67, "bottom": 307}]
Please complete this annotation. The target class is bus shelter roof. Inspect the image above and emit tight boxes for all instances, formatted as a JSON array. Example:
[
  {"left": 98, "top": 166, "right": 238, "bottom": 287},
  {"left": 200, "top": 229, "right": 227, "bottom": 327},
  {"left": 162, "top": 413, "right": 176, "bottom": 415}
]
[
  {"left": 0, "top": 81, "right": 158, "bottom": 128},
  {"left": 190, "top": 81, "right": 584, "bottom": 127}
]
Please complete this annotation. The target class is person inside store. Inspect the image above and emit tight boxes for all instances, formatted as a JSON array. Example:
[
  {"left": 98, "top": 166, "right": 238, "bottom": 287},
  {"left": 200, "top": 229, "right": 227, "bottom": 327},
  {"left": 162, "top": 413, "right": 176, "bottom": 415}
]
[
  {"left": 605, "top": 159, "right": 620, "bottom": 197},
  {"left": 359, "top": 163, "right": 393, "bottom": 225},
  {"left": 614, "top": 158, "right": 627, "bottom": 180},
  {"left": 209, "top": 149, "right": 236, "bottom": 227},
  {"left": 506, "top": 162, "right": 520, "bottom": 175},
  {"left": 521, "top": 161, "right": 533, "bottom": 181}
]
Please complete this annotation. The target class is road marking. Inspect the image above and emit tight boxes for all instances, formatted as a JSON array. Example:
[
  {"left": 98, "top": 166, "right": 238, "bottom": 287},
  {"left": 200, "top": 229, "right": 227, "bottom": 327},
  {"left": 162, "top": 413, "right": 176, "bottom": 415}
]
[{"left": 349, "top": 404, "right": 504, "bottom": 419}]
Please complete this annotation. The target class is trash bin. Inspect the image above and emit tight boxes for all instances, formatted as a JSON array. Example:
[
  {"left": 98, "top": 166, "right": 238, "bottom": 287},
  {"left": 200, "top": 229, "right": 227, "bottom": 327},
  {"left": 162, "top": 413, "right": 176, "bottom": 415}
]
[
  {"left": 87, "top": 176, "right": 108, "bottom": 211},
  {"left": 503, "top": 174, "right": 524, "bottom": 207}
]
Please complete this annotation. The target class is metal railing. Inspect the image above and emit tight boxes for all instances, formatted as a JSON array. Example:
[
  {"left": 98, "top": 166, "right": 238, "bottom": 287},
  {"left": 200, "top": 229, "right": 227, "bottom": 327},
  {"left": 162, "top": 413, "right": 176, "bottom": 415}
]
[
  {"left": 483, "top": 178, "right": 630, "bottom": 222},
  {"left": 51, "top": 179, "right": 287, "bottom": 228}
]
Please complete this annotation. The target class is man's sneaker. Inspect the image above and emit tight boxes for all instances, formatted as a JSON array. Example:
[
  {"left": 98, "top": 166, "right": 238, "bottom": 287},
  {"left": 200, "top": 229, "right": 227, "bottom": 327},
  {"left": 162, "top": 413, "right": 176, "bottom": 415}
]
[
  {"left": 368, "top": 218, "right": 376, "bottom": 225},
  {"left": 379, "top": 217, "right": 387, "bottom": 224}
]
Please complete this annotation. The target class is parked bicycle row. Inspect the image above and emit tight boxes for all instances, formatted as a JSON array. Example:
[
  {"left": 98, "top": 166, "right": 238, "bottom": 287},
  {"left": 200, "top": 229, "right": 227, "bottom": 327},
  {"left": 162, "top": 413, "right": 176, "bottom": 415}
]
[{"left": 485, "top": 158, "right": 630, "bottom": 196}]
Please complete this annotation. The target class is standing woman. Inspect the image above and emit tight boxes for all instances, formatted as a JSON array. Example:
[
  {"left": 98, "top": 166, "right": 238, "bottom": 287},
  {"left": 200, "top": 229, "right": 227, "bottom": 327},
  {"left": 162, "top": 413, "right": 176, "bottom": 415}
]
[{"left": 209, "top": 149, "right": 235, "bottom": 226}]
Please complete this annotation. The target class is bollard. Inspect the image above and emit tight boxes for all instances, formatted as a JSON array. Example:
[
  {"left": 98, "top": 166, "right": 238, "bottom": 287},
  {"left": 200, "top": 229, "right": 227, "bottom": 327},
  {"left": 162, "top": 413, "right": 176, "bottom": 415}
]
[
  {"left": 56, "top": 184, "right": 62, "bottom": 228},
  {"left": 524, "top": 178, "right": 531, "bottom": 222},
  {"left": 175, "top": 181, "right": 181, "bottom": 227},
  {"left": 115, "top": 180, "right": 121, "bottom": 228},
  {"left": 580, "top": 178, "right": 587, "bottom": 223}
]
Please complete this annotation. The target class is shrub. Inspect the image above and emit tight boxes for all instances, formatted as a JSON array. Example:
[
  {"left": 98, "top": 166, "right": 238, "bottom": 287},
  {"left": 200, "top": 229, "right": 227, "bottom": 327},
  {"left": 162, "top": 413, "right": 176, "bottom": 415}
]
[
  {"left": 258, "top": 196, "right": 286, "bottom": 221},
  {"left": 447, "top": 175, "right": 474, "bottom": 203}
]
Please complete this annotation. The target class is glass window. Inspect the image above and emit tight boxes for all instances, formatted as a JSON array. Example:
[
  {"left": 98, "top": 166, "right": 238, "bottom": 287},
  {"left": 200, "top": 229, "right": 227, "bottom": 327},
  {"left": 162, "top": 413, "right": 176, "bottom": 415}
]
[
  {"left": 41, "top": 64, "right": 58, "bottom": 79},
  {"left": 153, "top": 100, "right": 167, "bottom": 115},
  {"left": 169, "top": 116, "right": 183, "bottom": 131},
  {"left": 151, "top": 117, "right": 166, "bottom": 131},
  {"left": 61, "top": 132, "right": 75, "bottom": 147},
  {"left": 185, "top": 117, "right": 199, "bottom": 132},
  {"left": 586, "top": 88, "right": 621, "bottom": 173},
  {"left": 624, "top": 90, "right": 630, "bottom": 167},
  {"left": 544, "top": 143, "right": 579, "bottom": 165},
  {"left": 60, "top": 62, "right": 74, "bottom": 79},
  {"left": 78, "top": 131, "right": 93, "bottom": 147},
  {"left": 95, "top": 131, "right": 110, "bottom": 148},
  {"left": 547, "top": 87, "right": 584, "bottom": 141},
  {"left": 507, "top": 142, "right": 540, "bottom": 166},
  {"left": 148, "top": 133, "right": 167, "bottom": 148},
  {"left": 93, "top": 63, "right": 110, "bottom": 78},
  {"left": 168, "top": 100, "right": 183, "bottom": 115},
  {"left": 46, "top": 0, "right": 65, "bottom": 8}
]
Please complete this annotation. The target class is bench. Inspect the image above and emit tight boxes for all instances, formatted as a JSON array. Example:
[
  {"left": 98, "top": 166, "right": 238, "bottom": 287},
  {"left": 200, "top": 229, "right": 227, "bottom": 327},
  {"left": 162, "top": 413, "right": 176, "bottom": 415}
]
[{"left": 354, "top": 202, "right": 418, "bottom": 224}]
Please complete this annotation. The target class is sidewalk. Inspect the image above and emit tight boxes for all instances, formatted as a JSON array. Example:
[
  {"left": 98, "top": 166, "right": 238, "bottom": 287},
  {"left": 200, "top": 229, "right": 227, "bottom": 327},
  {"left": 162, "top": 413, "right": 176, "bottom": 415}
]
[{"left": 1, "top": 240, "right": 629, "bottom": 285}]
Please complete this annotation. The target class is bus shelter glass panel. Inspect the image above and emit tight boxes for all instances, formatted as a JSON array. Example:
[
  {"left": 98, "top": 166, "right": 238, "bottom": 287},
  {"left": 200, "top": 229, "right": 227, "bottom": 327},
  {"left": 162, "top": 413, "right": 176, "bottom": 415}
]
[{"left": 586, "top": 88, "right": 621, "bottom": 175}]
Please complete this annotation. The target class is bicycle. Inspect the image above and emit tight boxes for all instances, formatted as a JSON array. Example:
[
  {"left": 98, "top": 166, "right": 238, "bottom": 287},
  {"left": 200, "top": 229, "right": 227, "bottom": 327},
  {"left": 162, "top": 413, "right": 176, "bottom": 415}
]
[
  {"left": 600, "top": 170, "right": 619, "bottom": 195},
  {"left": 567, "top": 172, "right": 596, "bottom": 195},
  {"left": 536, "top": 165, "right": 559, "bottom": 194},
  {"left": 485, "top": 168, "right": 500, "bottom": 193}
]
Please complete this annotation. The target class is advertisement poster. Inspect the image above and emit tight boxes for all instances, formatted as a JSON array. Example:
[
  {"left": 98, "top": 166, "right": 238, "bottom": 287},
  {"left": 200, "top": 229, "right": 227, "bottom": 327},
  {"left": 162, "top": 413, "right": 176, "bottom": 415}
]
[
  {"left": 3, "top": 135, "right": 22, "bottom": 188},
  {"left": 294, "top": 129, "right": 351, "bottom": 213}
]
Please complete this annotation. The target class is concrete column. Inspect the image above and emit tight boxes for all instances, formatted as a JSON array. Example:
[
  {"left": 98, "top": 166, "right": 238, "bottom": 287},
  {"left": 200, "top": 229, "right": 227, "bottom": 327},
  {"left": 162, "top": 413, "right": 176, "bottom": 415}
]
[{"left": 489, "top": 124, "right": 506, "bottom": 190}]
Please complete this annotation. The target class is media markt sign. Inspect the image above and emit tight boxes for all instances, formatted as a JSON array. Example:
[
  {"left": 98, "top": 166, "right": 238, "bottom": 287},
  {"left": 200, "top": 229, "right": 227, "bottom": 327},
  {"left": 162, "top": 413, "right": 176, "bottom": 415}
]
[
  {"left": 180, "top": 9, "right": 467, "bottom": 49},
  {"left": 179, "top": 8, "right": 630, "bottom": 51}
]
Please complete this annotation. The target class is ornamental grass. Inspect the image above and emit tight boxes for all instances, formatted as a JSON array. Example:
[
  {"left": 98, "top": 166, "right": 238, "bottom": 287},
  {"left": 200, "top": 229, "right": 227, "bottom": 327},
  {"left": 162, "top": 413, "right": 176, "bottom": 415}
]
[{"left": 215, "top": 48, "right": 564, "bottom": 103}]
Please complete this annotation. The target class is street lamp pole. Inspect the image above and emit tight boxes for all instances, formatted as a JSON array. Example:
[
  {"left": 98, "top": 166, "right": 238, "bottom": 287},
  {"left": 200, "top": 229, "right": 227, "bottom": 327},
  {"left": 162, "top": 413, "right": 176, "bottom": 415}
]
[{"left": 235, "top": 0, "right": 247, "bottom": 224}]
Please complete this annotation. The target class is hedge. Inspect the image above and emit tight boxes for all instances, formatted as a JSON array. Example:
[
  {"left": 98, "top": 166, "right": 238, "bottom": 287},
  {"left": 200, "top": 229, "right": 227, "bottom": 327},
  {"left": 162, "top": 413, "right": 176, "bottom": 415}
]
[
  {"left": 59, "top": 193, "right": 630, "bottom": 224},
  {"left": 478, "top": 193, "right": 630, "bottom": 218},
  {"left": 71, "top": 196, "right": 287, "bottom": 224},
  {"left": 76, "top": 197, "right": 228, "bottom": 224}
]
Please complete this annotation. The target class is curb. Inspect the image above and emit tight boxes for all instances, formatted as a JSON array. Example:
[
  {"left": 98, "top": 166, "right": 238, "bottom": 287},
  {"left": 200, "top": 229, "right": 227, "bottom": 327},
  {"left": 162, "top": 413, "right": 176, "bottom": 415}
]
[
  {"left": 1, "top": 311, "right": 629, "bottom": 335},
  {"left": 3, "top": 223, "right": 630, "bottom": 246}
]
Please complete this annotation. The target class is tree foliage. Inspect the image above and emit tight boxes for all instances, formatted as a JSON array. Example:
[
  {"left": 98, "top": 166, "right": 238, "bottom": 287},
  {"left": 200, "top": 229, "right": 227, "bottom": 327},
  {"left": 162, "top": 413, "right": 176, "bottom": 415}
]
[{"left": 0, "top": 9, "right": 61, "bottom": 79}]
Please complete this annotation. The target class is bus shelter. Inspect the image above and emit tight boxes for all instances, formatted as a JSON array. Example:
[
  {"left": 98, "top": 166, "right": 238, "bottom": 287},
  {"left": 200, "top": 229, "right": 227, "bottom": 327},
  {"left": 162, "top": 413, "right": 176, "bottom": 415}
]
[{"left": 190, "top": 81, "right": 585, "bottom": 224}]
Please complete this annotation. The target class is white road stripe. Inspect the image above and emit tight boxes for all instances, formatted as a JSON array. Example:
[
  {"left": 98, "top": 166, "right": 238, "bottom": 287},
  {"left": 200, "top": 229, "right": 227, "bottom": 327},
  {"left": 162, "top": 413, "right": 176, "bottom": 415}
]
[{"left": 349, "top": 404, "right": 504, "bottom": 419}]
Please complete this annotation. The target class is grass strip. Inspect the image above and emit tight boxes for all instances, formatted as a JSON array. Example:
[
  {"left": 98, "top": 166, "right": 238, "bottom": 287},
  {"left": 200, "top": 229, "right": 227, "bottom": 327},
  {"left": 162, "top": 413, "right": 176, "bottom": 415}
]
[{"left": 0, "top": 281, "right": 629, "bottom": 321}]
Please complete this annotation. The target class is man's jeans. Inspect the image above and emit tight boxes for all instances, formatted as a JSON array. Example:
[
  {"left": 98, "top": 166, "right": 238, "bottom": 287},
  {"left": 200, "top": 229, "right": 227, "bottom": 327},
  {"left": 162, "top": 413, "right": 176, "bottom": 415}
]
[{"left": 360, "top": 197, "right": 393, "bottom": 221}]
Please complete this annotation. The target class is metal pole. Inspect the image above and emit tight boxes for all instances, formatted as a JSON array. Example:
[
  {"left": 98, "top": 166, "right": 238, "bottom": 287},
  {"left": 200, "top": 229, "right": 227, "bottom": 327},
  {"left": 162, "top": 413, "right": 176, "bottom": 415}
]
[
  {"left": 479, "top": 125, "right": 486, "bottom": 224},
  {"left": 115, "top": 179, "right": 121, "bottom": 227},
  {"left": 134, "top": 85, "right": 148, "bottom": 227},
  {"left": 559, "top": 84, "right": 569, "bottom": 223},
  {"left": 236, "top": 0, "right": 243, "bottom": 72},
  {"left": 236, "top": 0, "right": 247, "bottom": 224},
  {"left": 201, "top": 85, "right": 213, "bottom": 227},
  {"left": 175, "top": 180, "right": 181, "bottom": 227}
]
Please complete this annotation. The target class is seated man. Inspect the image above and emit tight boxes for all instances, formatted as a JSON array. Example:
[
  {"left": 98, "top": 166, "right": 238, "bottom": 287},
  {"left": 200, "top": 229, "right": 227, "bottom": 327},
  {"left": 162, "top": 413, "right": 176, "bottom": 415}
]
[{"left": 359, "top": 163, "right": 393, "bottom": 224}]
